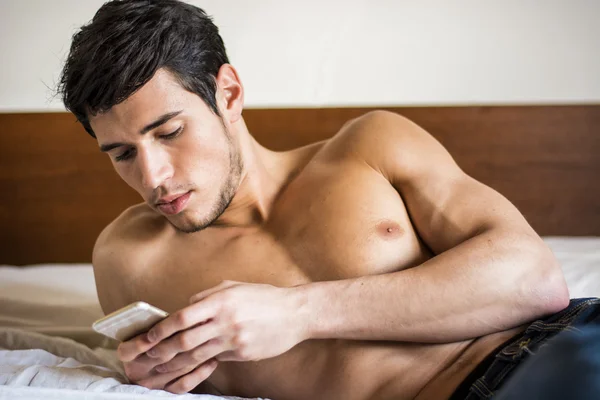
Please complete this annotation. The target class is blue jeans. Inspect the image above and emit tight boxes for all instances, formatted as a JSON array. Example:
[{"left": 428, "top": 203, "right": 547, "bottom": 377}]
[{"left": 449, "top": 297, "right": 600, "bottom": 400}]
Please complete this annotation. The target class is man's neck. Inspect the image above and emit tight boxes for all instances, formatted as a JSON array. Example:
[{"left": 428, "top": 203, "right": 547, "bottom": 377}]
[{"left": 211, "top": 134, "right": 293, "bottom": 228}]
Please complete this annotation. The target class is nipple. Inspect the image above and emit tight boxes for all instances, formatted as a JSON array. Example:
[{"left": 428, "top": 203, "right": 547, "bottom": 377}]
[{"left": 376, "top": 220, "right": 403, "bottom": 239}]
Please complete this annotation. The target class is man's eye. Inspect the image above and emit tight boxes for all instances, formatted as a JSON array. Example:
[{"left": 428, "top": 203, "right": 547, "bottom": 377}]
[
  {"left": 160, "top": 126, "right": 183, "bottom": 140},
  {"left": 115, "top": 148, "right": 135, "bottom": 162}
]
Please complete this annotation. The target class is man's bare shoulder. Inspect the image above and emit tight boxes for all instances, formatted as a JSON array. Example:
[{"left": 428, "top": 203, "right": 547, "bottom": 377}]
[
  {"left": 94, "top": 203, "right": 169, "bottom": 253},
  {"left": 92, "top": 203, "right": 171, "bottom": 313},
  {"left": 319, "top": 110, "right": 459, "bottom": 181},
  {"left": 316, "top": 111, "right": 416, "bottom": 160}
]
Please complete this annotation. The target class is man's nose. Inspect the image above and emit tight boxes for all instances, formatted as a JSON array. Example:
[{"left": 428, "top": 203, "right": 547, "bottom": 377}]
[{"left": 138, "top": 148, "right": 173, "bottom": 190}]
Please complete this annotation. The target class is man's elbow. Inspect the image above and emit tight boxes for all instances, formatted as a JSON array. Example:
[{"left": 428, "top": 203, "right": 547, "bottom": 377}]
[{"left": 523, "top": 240, "right": 570, "bottom": 316}]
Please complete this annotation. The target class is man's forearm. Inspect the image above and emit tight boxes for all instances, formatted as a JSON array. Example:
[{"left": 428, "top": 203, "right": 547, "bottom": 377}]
[{"left": 293, "top": 230, "right": 569, "bottom": 343}]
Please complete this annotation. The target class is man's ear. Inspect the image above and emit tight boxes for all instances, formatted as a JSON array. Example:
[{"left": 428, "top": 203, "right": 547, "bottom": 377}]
[{"left": 215, "top": 64, "right": 244, "bottom": 123}]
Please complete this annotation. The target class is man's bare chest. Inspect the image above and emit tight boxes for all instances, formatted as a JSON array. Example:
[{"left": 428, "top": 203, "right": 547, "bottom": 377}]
[
  {"left": 264, "top": 161, "right": 432, "bottom": 280},
  {"left": 138, "top": 162, "right": 431, "bottom": 311}
]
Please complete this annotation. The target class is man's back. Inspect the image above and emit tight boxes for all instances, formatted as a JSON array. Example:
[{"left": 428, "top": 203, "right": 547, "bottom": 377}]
[{"left": 93, "top": 112, "right": 526, "bottom": 400}]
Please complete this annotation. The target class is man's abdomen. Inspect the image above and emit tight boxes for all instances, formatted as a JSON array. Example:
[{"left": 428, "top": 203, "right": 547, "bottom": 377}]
[{"left": 210, "top": 337, "right": 478, "bottom": 400}]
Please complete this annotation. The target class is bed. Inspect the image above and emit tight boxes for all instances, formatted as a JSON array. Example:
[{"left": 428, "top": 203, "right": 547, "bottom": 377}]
[{"left": 0, "top": 106, "right": 599, "bottom": 399}]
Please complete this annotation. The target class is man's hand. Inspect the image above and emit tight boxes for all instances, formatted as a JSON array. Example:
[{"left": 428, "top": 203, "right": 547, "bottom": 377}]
[
  {"left": 117, "top": 281, "right": 308, "bottom": 394},
  {"left": 118, "top": 334, "right": 216, "bottom": 394}
]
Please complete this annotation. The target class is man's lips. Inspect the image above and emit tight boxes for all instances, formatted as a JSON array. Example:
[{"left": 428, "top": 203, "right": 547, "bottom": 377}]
[
  {"left": 156, "top": 192, "right": 187, "bottom": 204},
  {"left": 156, "top": 191, "right": 191, "bottom": 215}
]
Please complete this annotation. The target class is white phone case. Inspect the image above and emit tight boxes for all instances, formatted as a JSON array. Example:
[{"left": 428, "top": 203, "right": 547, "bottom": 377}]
[{"left": 92, "top": 301, "right": 169, "bottom": 342}]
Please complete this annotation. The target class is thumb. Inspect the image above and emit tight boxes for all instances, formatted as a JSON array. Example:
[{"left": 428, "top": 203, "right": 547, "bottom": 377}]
[{"left": 189, "top": 280, "right": 238, "bottom": 304}]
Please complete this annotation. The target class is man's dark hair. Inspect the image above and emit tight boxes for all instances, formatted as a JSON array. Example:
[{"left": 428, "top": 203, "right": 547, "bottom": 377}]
[{"left": 57, "top": 0, "right": 229, "bottom": 138}]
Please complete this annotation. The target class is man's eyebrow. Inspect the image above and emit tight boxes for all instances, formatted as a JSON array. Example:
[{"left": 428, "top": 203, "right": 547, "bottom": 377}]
[
  {"left": 99, "top": 110, "right": 183, "bottom": 153},
  {"left": 139, "top": 110, "right": 183, "bottom": 135},
  {"left": 100, "top": 142, "right": 126, "bottom": 153}
]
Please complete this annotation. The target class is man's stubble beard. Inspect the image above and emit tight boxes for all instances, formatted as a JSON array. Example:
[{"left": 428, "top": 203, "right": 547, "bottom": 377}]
[{"left": 173, "top": 124, "right": 244, "bottom": 234}]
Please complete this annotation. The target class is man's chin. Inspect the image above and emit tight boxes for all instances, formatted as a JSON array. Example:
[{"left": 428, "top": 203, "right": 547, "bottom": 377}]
[{"left": 165, "top": 213, "right": 212, "bottom": 234}]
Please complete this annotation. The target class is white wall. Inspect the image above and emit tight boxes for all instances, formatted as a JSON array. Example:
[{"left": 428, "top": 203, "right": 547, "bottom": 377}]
[{"left": 0, "top": 0, "right": 598, "bottom": 112}]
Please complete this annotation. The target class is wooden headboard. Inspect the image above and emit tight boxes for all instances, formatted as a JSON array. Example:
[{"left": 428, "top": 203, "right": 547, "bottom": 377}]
[{"left": 1, "top": 106, "right": 599, "bottom": 265}]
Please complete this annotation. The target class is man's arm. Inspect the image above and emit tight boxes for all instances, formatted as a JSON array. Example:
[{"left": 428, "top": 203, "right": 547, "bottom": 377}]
[
  {"left": 91, "top": 205, "right": 150, "bottom": 316},
  {"left": 92, "top": 219, "right": 128, "bottom": 316},
  {"left": 293, "top": 110, "right": 569, "bottom": 343}
]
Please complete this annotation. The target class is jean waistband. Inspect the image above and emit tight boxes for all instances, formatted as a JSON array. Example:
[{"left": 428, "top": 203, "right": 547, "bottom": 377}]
[{"left": 451, "top": 297, "right": 600, "bottom": 400}]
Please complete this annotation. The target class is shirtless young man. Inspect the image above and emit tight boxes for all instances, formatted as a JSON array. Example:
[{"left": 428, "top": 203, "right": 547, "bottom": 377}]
[{"left": 57, "top": 1, "right": 593, "bottom": 399}]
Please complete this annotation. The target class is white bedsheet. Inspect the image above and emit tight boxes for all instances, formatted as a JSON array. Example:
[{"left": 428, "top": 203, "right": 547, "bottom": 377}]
[
  {"left": 0, "top": 236, "right": 598, "bottom": 399},
  {"left": 0, "top": 327, "right": 257, "bottom": 400},
  {"left": 543, "top": 237, "right": 600, "bottom": 298}
]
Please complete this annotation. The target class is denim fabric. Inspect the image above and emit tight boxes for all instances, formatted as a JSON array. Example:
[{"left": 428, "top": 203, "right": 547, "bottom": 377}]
[
  {"left": 450, "top": 297, "right": 600, "bottom": 400},
  {"left": 493, "top": 324, "right": 600, "bottom": 399}
]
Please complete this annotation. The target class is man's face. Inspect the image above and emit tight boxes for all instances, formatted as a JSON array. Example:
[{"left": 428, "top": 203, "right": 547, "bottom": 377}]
[{"left": 90, "top": 69, "right": 242, "bottom": 233}]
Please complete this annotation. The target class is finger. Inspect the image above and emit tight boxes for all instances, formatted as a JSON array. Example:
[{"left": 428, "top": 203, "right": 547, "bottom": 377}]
[
  {"left": 118, "top": 332, "right": 156, "bottom": 363},
  {"left": 147, "top": 300, "right": 218, "bottom": 344},
  {"left": 189, "top": 280, "right": 238, "bottom": 304},
  {"left": 123, "top": 353, "right": 164, "bottom": 382},
  {"left": 137, "top": 364, "right": 197, "bottom": 391},
  {"left": 215, "top": 350, "right": 241, "bottom": 362},
  {"left": 156, "top": 338, "right": 229, "bottom": 373},
  {"left": 145, "top": 321, "right": 222, "bottom": 363},
  {"left": 164, "top": 359, "right": 219, "bottom": 394}
]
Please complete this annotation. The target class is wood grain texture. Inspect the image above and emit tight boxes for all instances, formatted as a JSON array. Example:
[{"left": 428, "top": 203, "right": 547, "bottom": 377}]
[{"left": 1, "top": 106, "right": 598, "bottom": 265}]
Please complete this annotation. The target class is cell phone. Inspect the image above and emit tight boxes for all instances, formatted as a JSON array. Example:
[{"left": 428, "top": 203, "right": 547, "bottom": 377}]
[{"left": 92, "top": 301, "right": 169, "bottom": 342}]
